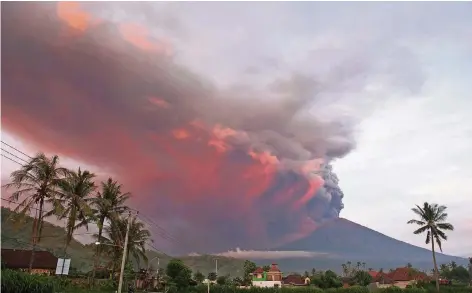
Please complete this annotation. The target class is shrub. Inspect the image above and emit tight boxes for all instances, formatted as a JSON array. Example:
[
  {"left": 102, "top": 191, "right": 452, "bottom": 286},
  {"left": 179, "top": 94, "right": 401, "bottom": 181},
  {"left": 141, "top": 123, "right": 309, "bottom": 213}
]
[
  {"left": 1, "top": 269, "right": 54, "bottom": 293},
  {"left": 377, "top": 286, "right": 472, "bottom": 293},
  {"left": 338, "top": 286, "right": 370, "bottom": 293}
]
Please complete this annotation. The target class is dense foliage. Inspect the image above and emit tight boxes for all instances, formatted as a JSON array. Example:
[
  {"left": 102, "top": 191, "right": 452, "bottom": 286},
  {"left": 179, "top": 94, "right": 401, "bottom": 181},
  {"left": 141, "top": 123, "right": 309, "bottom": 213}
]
[
  {"left": 176, "top": 286, "right": 472, "bottom": 293},
  {"left": 1, "top": 269, "right": 54, "bottom": 293},
  {"left": 166, "top": 258, "right": 193, "bottom": 289},
  {"left": 439, "top": 261, "right": 470, "bottom": 282}
]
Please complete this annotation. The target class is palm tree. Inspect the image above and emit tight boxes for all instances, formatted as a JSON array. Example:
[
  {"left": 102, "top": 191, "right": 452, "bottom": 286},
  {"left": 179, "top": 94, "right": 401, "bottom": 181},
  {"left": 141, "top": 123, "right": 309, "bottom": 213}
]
[
  {"left": 55, "top": 168, "right": 96, "bottom": 256},
  {"left": 91, "top": 178, "right": 130, "bottom": 279},
  {"left": 341, "top": 263, "right": 348, "bottom": 277},
  {"left": 92, "top": 178, "right": 130, "bottom": 244},
  {"left": 407, "top": 202, "right": 454, "bottom": 292},
  {"left": 98, "top": 215, "right": 151, "bottom": 276},
  {"left": 3, "top": 153, "right": 69, "bottom": 271}
]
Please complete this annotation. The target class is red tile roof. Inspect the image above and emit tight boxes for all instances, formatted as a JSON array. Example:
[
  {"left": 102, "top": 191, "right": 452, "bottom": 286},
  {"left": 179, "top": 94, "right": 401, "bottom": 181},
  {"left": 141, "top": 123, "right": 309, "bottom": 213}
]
[
  {"left": 414, "top": 272, "right": 430, "bottom": 281},
  {"left": 253, "top": 267, "right": 264, "bottom": 274},
  {"left": 386, "top": 267, "right": 427, "bottom": 282},
  {"left": 283, "top": 275, "right": 305, "bottom": 285},
  {"left": 269, "top": 263, "right": 280, "bottom": 272},
  {"left": 373, "top": 273, "right": 395, "bottom": 284},
  {"left": 1, "top": 249, "right": 57, "bottom": 270},
  {"left": 368, "top": 270, "right": 379, "bottom": 278}
]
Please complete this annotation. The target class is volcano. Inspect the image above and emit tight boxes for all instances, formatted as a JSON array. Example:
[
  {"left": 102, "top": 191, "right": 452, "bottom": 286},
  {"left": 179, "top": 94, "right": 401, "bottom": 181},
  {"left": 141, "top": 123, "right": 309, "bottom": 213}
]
[{"left": 254, "top": 218, "right": 468, "bottom": 272}]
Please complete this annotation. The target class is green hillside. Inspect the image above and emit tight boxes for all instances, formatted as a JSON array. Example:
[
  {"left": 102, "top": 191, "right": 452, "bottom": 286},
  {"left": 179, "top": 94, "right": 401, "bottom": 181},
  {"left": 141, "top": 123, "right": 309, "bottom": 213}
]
[
  {"left": 1, "top": 207, "right": 96, "bottom": 272},
  {"left": 1, "top": 207, "right": 245, "bottom": 276}
]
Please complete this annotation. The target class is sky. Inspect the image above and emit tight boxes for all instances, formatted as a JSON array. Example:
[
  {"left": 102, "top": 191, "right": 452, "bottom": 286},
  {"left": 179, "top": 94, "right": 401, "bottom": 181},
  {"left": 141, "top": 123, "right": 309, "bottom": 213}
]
[{"left": 1, "top": 2, "right": 471, "bottom": 257}]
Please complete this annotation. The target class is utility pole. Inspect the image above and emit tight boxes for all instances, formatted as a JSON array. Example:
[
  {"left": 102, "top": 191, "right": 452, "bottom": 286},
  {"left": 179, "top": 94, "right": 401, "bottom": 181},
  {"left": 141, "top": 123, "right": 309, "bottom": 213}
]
[
  {"left": 207, "top": 258, "right": 217, "bottom": 293},
  {"left": 117, "top": 211, "right": 133, "bottom": 293},
  {"left": 29, "top": 205, "right": 39, "bottom": 273},
  {"left": 60, "top": 217, "right": 68, "bottom": 277}
]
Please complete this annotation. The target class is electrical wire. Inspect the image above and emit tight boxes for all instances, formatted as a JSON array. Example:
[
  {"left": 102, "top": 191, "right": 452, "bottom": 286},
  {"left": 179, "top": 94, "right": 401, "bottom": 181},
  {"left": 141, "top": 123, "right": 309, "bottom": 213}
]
[{"left": 1, "top": 141, "right": 193, "bottom": 255}]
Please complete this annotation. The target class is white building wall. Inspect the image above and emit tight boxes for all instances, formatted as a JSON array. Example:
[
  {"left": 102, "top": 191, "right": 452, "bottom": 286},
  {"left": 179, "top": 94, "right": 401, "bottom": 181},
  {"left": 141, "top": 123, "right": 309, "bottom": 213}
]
[{"left": 252, "top": 281, "right": 282, "bottom": 288}]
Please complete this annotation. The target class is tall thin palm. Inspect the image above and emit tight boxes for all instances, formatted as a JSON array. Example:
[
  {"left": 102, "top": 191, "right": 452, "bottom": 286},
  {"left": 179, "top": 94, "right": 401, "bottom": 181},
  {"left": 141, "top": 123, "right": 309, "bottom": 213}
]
[
  {"left": 55, "top": 168, "right": 96, "bottom": 255},
  {"left": 92, "top": 178, "right": 130, "bottom": 246},
  {"left": 98, "top": 216, "right": 151, "bottom": 275},
  {"left": 111, "top": 216, "right": 151, "bottom": 266},
  {"left": 2, "top": 153, "right": 68, "bottom": 271},
  {"left": 407, "top": 202, "right": 454, "bottom": 292},
  {"left": 91, "top": 178, "right": 130, "bottom": 279}
]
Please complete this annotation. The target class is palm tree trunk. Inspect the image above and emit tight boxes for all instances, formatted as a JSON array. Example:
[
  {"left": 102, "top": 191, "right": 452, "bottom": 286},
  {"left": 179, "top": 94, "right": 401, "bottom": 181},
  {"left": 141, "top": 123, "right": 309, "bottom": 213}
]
[
  {"left": 37, "top": 198, "right": 45, "bottom": 243},
  {"left": 29, "top": 198, "right": 44, "bottom": 272},
  {"left": 61, "top": 211, "right": 74, "bottom": 276},
  {"left": 431, "top": 229, "right": 440, "bottom": 292},
  {"left": 91, "top": 217, "right": 105, "bottom": 284},
  {"left": 61, "top": 242, "right": 69, "bottom": 276},
  {"left": 31, "top": 209, "right": 38, "bottom": 244}
]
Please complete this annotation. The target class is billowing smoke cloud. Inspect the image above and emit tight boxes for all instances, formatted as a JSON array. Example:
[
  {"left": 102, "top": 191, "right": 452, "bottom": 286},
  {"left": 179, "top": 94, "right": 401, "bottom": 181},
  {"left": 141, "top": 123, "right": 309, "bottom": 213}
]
[{"left": 2, "top": 2, "right": 357, "bottom": 253}]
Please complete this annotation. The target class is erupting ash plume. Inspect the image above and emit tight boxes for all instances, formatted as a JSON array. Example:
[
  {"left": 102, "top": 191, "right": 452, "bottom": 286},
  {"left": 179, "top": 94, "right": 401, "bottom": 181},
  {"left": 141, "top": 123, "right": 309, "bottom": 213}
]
[{"left": 2, "top": 2, "right": 357, "bottom": 253}]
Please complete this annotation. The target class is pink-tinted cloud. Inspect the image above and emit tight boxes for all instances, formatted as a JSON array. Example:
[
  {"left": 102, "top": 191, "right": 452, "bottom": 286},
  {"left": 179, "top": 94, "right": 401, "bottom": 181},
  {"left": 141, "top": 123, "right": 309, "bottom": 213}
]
[{"left": 1, "top": 2, "right": 352, "bottom": 253}]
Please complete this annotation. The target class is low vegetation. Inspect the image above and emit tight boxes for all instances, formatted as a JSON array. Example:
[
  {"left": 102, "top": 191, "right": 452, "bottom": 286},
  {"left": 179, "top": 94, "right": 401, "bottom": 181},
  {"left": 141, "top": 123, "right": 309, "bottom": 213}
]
[
  {"left": 3, "top": 266, "right": 472, "bottom": 293},
  {"left": 1, "top": 269, "right": 54, "bottom": 293}
]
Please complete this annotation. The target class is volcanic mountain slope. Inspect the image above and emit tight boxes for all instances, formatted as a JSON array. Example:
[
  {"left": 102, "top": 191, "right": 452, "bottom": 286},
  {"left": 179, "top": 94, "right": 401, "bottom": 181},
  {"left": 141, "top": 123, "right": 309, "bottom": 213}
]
[
  {"left": 265, "top": 218, "right": 468, "bottom": 273},
  {"left": 2, "top": 207, "right": 467, "bottom": 274}
]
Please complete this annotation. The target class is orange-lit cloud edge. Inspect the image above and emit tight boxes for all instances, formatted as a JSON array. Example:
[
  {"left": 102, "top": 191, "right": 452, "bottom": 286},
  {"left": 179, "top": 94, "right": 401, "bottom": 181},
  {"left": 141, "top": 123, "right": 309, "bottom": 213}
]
[{"left": 3, "top": 2, "right": 331, "bottom": 252}]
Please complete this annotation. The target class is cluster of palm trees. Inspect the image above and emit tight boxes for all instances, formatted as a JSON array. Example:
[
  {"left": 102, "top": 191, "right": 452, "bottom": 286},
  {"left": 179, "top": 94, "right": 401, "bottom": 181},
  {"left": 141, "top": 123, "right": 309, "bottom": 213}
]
[{"left": 3, "top": 152, "right": 151, "bottom": 276}]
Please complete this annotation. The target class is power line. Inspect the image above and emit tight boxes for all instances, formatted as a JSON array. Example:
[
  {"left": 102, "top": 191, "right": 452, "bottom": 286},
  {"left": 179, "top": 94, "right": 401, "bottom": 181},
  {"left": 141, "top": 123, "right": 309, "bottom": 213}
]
[
  {"left": 1, "top": 142, "right": 195, "bottom": 255},
  {"left": 3, "top": 196, "right": 185, "bottom": 252},
  {"left": 1, "top": 153, "right": 23, "bottom": 166},
  {"left": 1, "top": 141, "right": 33, "bottom": 159},
  {"left": 3, "top": 196, "right": 181, "bottom": 248},
  {"left": 1, "top": 148, "right": 29, "bottom": 164},
  {"left": 134, "top": 212, "right": 178, "bottom": 243}
]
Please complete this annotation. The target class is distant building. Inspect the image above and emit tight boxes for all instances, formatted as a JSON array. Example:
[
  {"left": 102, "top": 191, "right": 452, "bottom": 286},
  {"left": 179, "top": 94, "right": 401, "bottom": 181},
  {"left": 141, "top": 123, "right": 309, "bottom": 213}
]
[
  {"left": 251, "top": 263, "right": 283, "bottom": 288},
  {"left": 282, "top": 274, "right": 310, "bottom": 286},
  {"left": 202, "top": 279, "right": 217, "bottom": 284},
  {"left": 1, "top": 248, "right": 58, "bottom": 275},
  {"left": 368, "top": 267, "right": 431, "bottom": 289}
]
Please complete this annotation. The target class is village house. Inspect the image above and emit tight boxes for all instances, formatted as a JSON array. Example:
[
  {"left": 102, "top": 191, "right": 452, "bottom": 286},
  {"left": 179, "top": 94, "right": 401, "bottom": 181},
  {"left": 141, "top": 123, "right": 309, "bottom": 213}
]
[
  {"left": 368, "top": 267, "right": 430, "bottom": 289},
  {"left": 282, "top": 274, "right": 310, "bottom": 286},
  {"left": 1, "top": 248, "right": 58, "bottom": 275},
  {"left": 251, "top": 264, "right": 283, "bottom": 288}
]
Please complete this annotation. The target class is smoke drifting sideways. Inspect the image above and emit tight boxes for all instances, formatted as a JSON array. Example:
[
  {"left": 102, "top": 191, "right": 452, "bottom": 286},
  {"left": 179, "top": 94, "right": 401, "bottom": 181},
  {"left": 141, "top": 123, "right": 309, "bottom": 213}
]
[{"left": 2, "top": 2, "right": 354, "bottom": 253}]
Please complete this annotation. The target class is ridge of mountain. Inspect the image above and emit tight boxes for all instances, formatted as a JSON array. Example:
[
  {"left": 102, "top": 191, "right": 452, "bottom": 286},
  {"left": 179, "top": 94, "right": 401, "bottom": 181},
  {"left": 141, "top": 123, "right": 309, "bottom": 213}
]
[
  {"left": 1, "top": 207, "right": 467, "bottom": 275},
  {"left": 269, "top": 217, "right": 468, "bottom": 273}
]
